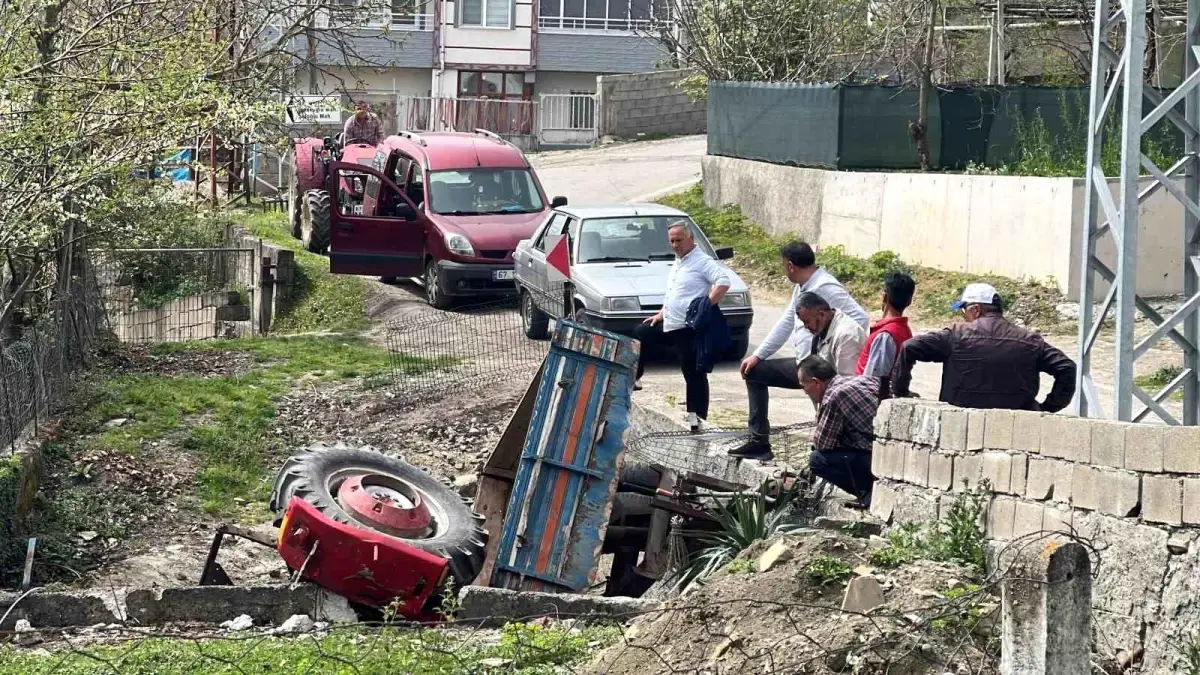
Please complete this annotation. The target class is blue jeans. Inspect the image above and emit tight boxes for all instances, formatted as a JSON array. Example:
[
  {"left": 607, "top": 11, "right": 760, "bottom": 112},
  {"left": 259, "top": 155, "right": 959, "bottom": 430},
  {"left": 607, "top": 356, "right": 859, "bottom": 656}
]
[{"left": 810, "top": 449, "right": 875, "bottom": 507}]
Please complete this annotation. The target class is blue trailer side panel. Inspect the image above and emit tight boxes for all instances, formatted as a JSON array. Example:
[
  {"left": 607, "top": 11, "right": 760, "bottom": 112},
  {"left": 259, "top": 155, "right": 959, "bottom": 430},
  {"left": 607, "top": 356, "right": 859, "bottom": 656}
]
[{"left": 490, "top": 320, "right": 639, "bottom": 593}]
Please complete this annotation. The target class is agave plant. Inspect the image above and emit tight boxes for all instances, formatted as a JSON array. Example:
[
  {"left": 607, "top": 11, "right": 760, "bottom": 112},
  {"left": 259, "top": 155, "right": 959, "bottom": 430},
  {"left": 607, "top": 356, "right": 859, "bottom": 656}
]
[{"left": 671, "top": 480, "right": 825, "bottom": 593}]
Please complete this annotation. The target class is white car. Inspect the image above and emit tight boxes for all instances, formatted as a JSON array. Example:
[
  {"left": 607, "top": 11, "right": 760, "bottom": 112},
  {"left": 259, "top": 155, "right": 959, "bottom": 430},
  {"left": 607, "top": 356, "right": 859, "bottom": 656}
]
[{"left": 512, "top": 203, "right": 754, "bottom": 360}]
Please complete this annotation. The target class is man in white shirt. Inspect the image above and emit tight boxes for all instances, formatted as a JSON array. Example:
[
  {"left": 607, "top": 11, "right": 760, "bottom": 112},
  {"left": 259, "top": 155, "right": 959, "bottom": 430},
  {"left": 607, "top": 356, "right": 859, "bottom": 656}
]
[
  {"left": 634, "top": 222, "right": 730, "bottom": 430},
  {"left": 796, "top": 292, "right": 866, "bottom": 376},
  {"left": 731, "top": 241, "right": 867, "bottom": 459}
]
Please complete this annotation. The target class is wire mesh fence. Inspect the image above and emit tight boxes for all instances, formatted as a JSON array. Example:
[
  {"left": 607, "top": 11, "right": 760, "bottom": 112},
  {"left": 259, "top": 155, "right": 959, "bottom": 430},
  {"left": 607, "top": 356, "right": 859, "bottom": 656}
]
[
  {"left": 383, "top": 297, "right": 550, "bottom": 403},
  {"left": 94, "top": 247, "right": 258, "bottom": 344}
]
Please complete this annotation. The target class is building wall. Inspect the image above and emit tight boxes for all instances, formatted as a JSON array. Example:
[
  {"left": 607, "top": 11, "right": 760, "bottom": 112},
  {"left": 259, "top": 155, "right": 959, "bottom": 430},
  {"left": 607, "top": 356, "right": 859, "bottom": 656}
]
[
  {"left": 870, "top": 398, "right": 1200, "bottom": 670},
  {"left": 310, "top": 30, "right": 435, "bottom": 68},
  {"left": 441, "top": 0, "right": 535, "bottom": 67},
  {"left": 536, "top": 33, "right": 667, "bottom": 73},
  {"left": 595, "top": 68, "right": 705, "bottom": 139},
  {"left": 702, "top": 155, "right": 1190, "bottom": 299},
  {"left": 535, "top": 71, "right": 599, "bottom": 94}
]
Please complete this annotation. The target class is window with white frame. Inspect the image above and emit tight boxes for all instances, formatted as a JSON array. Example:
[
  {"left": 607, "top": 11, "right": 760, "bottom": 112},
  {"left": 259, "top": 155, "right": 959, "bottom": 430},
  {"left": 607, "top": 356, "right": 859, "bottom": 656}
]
[
  {"left": 538, "top": 0, "right": 669, "bottom": 31},
  {"left": 459, "top": 0, "right": 512, "bottom": 27}
]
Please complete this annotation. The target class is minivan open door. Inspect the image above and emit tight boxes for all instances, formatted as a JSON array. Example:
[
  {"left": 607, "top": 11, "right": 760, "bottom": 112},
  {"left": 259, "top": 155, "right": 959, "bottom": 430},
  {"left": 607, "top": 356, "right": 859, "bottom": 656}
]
[{"left": 327, "top": 161, "right": 425, "bottom": 278}]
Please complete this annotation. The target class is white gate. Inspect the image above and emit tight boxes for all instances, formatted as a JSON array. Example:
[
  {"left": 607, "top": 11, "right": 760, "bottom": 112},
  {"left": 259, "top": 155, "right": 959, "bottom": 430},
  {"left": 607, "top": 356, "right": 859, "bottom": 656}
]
[{"left": 538, "top": 93, "right": 597, "bottom": 147}]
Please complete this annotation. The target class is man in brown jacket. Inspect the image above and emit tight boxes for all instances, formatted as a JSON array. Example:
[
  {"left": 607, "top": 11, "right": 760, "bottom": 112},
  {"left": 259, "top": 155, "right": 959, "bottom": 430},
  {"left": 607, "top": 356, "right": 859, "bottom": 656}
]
[{"left": 891, "top": 283, "right": 1076, "bottom": 412}]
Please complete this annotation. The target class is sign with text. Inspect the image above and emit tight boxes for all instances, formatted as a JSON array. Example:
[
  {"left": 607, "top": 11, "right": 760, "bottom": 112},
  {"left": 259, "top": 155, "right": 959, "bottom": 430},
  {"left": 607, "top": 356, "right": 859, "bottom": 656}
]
[{"left": 286, "top": 95, "right": 342, "bottom": 125}]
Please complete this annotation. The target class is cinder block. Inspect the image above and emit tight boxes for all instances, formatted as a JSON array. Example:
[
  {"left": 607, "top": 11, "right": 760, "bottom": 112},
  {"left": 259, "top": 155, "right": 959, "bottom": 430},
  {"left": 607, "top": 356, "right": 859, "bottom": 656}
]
[
  {"left": 1013, "top": 500, "right": 1045, "bottom": 538},
  {"left": 981, "top": 452, "right": 1013, "bottom": 493},
  {"left": 909, "top": 404, "right": 941, "bottom": 446},
  {"left": 983, "top": 409, "right": 1015, "bottom": 450},
  {"left": 1183, "top": 478, "right": 1200, "bottom": 526},
  {"left": 888, "top": 401, "right": 915, "bottom": 442},
  {"left": 928, "top": 452, "right": 954, "bottom": 490},
  {"left": 1011, "top": 410, "right": 1043, "bottom": 453},
  {"left": 939, "top": 408, "right": 968, "bottom": 451},
  {"left": 1043, "top": 505, "right": 1074, "bottom": 535},
  {"left": 1164, "top": 426, "right": 1200, "bottom": 474},
  {"left": 966, "top": 409, "right": 986, "bottom": 451},
  {"left": 1010, "top": 454, "right": 1028, "bottom": 496},
  {"left": 1026, "top": 458, "right": 1059, "bottom": 501},
  {"left": 953, "top": 454, "right": 982, "bottom": 491},
  {"left": 1143, "top": 475, "right": 1184, "bottom": 525},
  {"left": 1098, "top": 469, "right": 1141, "bottom": 518},
  {"left": 987, "top": 497, "right": 1017, "bottom": 540},
  {"left": 883, "top": 441, "right": 907, "bottom": 480},
  {"left": 870, "top": 481, "right": 897, "bottom": 522},
  {"left": 1040, "top": 415, "right": 1091, "bottom": 462},
  {"left": 1072, "top": 464, "right": 1101, "bottom": 511},
  {"left": 1051, "top": 460, "right": 1075, "bottom": 503},
  {"left": 873, "top": 402, "right": 893, "bottom": 439},
  {"left": 905, "top": 446, "right": 931, "bottom": 486},
  {"left": 871, "top": 441, "right": 891, "bottom": 478},
  {"left": 1090, "top": 421, "right": 1126, "bottom": 469},
  {"left": 1125, "top": 424, "right": 1165, "bottom": 473}
]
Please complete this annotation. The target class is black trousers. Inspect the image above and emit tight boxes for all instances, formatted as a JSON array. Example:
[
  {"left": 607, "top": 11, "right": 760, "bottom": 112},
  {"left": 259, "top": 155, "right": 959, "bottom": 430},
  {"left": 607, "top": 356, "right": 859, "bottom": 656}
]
[
  {"left": 810, "top": 449, "right": 875, "bottom": 507},
  {"left": 633, "top": 323, "right": 708, "bottom": 420},
  {"left": 744, "top": 357, "right": 802, "bottom": 443}
]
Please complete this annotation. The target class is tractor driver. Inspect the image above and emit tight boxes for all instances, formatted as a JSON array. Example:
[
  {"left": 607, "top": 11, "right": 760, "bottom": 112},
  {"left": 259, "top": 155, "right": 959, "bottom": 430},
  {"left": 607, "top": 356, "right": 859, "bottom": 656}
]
[{"left": 343, "top": 100, "right": 384, "bottom": 146}]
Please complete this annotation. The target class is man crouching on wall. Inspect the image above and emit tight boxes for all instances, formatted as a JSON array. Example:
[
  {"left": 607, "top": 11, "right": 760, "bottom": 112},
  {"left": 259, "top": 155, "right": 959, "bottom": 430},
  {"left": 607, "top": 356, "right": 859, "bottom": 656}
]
[{"left": 799, "top": 354, "right": 881, "bottom": 508}]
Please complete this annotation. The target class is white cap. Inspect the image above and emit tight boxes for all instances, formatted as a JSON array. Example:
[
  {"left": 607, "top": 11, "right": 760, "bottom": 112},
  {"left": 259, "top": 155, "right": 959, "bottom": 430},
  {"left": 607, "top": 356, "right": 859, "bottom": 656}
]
[{"left": 951, "top": 283, "right": 1001, "bottom": 310}]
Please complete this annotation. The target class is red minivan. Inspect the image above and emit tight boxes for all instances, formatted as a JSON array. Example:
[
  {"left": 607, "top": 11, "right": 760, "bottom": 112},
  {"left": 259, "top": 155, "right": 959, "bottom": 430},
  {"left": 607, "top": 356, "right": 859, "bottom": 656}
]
[{"left": 326, "top": 129, "right": 566, "bottom": 309}]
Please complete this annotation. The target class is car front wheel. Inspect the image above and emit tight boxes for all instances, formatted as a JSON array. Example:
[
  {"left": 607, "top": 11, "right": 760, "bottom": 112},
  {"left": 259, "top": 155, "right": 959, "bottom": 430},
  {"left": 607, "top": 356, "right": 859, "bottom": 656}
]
[
  {"left": 424, "top": 260, "right": 453, "bottom": 310},
  {"left": 521, "top": 290, "right": 550, "bottom": 339}
]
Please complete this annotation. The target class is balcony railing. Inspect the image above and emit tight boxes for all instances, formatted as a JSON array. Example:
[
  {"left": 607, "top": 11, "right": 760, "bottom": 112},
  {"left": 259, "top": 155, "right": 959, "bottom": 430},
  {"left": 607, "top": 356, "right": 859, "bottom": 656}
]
[
  {"left": 537, "top": 16, "right": 658, "bottom": 32},
  {"left": 314, "top": 9, "right": 434, "bottom": 30}
]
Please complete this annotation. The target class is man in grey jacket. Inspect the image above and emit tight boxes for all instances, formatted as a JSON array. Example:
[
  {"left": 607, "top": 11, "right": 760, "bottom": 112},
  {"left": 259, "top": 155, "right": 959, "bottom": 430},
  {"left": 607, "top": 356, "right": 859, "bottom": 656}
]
[{"left": 730, "top": 241, "right": 868, "bottom": 460}]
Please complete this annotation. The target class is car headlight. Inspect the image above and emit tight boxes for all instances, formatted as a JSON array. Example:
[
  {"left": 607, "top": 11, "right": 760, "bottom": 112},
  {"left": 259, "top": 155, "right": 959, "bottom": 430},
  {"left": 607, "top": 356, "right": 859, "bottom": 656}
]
[
  {"left": 603, "top": 296, "right": 640, "bottom": 312},
  {"left": 444, "top": 232, "right": 475, "bottom": 257},
  {"left": 720, "top": 291, "right": 750, "bottom": 309}
]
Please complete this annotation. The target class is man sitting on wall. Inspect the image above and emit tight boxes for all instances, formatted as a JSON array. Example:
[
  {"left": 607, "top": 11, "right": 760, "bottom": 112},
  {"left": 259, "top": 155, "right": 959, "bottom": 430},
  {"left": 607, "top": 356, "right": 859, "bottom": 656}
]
[{"left": 799, "top": 354, "right": 880, "bottom": 508}]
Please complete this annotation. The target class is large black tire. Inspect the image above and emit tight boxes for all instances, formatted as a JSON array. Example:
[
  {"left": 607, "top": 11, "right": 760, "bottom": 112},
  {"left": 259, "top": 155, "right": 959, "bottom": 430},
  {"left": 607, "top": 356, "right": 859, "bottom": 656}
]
[
  {"left": 287, "top": 178, "right": 303, "bottom": 240},
  {"left": 726, "top": 334, "right": 750, "bottom": 361},
  {"left": 423, "top": 259, "right": 454, "bottom": 310},
  {"left": 270, "top": 442, "right": 488, "bottom": 588},
  {"left": 521, "top": 289, "right": 549, "bottom": 340},
  {"left": 302, "top": 190, "right": 330, "bottom": 255}
]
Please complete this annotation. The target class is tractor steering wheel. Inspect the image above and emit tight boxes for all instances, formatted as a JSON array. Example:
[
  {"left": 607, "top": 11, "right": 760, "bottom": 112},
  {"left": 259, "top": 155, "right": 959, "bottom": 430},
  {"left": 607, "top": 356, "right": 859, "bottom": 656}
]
[{"left": 344, "top": 137, "right": 372, "bottom": 146}]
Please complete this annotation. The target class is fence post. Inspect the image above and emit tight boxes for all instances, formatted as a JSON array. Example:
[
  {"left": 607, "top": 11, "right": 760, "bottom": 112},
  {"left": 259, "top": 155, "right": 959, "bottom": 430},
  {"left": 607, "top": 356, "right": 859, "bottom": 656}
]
[
  {"left": 1000, "top": 541, "right": 1092, "bottom": 675},
  {"left": 259, "top": 253, "right": 275, "bottom": 335}
]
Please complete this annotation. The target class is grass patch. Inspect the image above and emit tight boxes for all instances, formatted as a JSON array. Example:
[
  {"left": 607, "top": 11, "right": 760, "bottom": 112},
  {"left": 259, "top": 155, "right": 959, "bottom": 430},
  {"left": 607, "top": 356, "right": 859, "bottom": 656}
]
[
  {"left": 1136, "top": 364, "right": 1185, "bottom": 401},
  {"left": 72, "top": 336, "right": 402, "bottom": 517},
  {"left": 868, "top": 486, "right": 989, "bottom": 570},
  {"left": 230, "top": 210, "right": 369, "bottom": 334},
  {"left": 0, "top": 622, "right": 620, "bottom": 675},
  {"left": 657, "top": 185, "right": 1066, "bottom": 330},
  {"left": 806, "top": 554, "right": 854, "bottom": 586}
]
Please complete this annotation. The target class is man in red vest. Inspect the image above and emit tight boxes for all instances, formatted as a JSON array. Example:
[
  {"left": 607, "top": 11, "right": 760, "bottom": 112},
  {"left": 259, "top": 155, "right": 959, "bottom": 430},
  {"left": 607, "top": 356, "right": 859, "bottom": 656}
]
[{"left": 856, "top": 272, "right": 915, "bottom": 382}]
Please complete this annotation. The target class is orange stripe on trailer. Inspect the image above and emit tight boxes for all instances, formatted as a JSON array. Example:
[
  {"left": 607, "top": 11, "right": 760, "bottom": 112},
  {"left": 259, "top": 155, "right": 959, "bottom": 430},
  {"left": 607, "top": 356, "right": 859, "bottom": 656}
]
[{"left": 532, "top": 362, "right": 597, "bottom": 573}]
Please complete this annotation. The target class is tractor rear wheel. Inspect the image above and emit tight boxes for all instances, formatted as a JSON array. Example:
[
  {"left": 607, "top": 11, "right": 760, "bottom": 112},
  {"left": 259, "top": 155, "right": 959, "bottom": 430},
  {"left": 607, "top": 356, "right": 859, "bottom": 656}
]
[
  {"left": 270, "top": 442, "right": 488, "bottom": 588},
  {"left": 302, "top": 190, "right": 331, "bottom": 255}
]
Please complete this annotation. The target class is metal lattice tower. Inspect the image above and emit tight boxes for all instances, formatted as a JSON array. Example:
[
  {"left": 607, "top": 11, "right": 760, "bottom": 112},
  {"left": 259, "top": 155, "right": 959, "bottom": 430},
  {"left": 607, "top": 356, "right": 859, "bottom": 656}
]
[{"left": 1078, "top": 0, "right": 1200, "bottom": 423}]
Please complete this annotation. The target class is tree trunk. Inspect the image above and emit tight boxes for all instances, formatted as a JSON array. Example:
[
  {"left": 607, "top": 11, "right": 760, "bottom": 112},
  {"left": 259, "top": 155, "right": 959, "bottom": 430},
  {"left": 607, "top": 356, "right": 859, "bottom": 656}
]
[{"left": 914, "top": 0, "right": 938, "bottom": 172}]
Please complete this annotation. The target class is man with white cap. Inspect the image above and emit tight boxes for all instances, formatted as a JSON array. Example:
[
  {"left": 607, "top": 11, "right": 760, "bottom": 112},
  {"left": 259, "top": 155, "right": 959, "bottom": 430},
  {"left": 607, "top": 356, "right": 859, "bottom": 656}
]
[{"left": 890, "top": 283, "right": 1076, "bottom": 412}]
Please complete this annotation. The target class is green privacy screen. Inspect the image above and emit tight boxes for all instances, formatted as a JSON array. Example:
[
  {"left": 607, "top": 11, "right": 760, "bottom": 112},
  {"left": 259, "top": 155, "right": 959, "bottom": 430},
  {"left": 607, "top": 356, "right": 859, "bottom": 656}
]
[{"left": 707, "top": 82, "right": 1184, "bottom": 171}]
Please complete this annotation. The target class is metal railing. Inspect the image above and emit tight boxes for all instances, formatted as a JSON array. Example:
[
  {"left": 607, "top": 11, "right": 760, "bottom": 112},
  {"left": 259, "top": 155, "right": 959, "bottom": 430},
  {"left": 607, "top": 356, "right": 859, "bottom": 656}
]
[
  {"left": 539, "top": 93, "right": 597, "bottom": 131},
  {"left": 397, "top": 96, "right": 537, "bottom": 137},
  {"left": 537, "top": 16, "right": 656, "bottom": 31},
  {"left": 315, "top": 6, "right": 434, "bottom": 30}
]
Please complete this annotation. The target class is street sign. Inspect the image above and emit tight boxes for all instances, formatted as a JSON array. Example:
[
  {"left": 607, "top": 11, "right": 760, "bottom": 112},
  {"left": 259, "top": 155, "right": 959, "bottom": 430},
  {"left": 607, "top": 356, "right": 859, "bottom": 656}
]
[
  {"left": 286, "top": 95, "right": 342, "bottom": 125},
  {"left": 545, "top": 234, "right": 570, "bottom": 283}
]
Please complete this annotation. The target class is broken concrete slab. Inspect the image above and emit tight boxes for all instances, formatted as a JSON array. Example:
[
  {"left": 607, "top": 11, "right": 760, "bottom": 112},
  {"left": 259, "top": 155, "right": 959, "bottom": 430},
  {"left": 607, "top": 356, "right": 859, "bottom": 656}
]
[
  {"left": 456, "top": 586, "right": 661, "bottom": 626},
  {"left": 757, "top": 540, "right": 793, "bottom": 572},
  {"left": 126, "top": 585, "right": 358, "bottom": 626},
  {"left": 0, "top": 590, "right": 124, "bottom": 630},
  {"left": 841, "top": 576, "right": 886, "bottom": 614}
]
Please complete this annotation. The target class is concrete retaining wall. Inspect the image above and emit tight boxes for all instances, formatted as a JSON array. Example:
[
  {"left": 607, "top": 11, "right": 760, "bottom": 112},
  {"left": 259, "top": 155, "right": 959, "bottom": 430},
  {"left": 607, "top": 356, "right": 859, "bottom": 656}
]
[
  {"left": 227, "top": 226, "right": 296, "bottom": 334},
  {"left": 597, "top": 69, "right": 706, "bottom": 140},
  {"left": 702, "top": 154, "right": 1188, "bottom": 299},
  {"left": 870, "top": 399, "right": 1200, "bottom": 672}
]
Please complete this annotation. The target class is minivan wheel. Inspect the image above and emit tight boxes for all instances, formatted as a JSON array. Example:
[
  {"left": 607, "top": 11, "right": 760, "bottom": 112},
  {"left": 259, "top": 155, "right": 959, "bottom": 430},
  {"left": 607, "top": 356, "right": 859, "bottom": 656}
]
[
  {"left": 424, "top": 260, "right": 454, "bottom": 310},
  {"left": 521, "top": 290, "right": 549, "bottom": 340}
]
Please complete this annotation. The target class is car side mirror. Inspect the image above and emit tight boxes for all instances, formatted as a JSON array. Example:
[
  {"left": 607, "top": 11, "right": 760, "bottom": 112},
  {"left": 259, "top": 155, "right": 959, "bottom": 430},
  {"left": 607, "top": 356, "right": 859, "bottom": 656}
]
[
  {"left": 716, "top": 247, "right": 734, "bottom": 260},
  {"left": 396, "top": 201, "right": 417, "bottom": 222},
  {"left": 551, "top": 196, "right": 568, "bottom": 208}
]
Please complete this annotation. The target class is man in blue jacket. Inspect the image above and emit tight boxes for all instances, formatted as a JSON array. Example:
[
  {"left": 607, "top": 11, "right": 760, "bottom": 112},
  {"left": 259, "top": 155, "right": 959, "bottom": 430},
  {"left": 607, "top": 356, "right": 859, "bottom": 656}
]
[{"left": 634, "top": 222, "right": 730, "bottom": 431}]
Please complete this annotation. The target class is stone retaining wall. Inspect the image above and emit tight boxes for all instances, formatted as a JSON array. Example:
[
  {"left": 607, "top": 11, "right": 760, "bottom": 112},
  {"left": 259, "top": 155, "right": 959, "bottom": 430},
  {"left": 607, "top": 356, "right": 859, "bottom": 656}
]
[
  {"left": 596, "top": 69, "right": 706, "bottom": 140},
  {"left": 870, "top": 398, "right": 1200, "bottom": 672}
]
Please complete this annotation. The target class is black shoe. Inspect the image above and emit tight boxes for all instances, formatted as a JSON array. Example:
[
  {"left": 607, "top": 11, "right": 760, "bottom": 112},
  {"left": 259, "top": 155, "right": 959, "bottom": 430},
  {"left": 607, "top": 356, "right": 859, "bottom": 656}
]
[{"left": 728, "top": 440, "right": 772, "bottom": 461}]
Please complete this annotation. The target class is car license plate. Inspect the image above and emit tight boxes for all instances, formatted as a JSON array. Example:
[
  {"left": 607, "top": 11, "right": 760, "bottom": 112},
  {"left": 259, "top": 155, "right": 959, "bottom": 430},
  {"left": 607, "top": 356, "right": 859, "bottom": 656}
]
[{"left": 493, "top": 270, "right": 515, "bottom": 281}]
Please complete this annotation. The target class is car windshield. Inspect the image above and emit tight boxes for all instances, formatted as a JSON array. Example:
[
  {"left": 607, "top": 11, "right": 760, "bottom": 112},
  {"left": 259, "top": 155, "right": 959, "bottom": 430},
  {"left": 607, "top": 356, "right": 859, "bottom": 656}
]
[
  {"left": 427, "top": 168, "right": 545, "bottom": 216},
  {"left": 575, "top": 216, "right": 716, "bottom": 263}
]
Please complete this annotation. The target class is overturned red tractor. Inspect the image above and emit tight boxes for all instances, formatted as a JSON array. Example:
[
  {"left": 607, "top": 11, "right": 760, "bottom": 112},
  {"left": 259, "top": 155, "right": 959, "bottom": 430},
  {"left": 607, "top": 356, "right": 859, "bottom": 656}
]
[{"left": 286, "top": 135, "right": 380, "bottom": 254}]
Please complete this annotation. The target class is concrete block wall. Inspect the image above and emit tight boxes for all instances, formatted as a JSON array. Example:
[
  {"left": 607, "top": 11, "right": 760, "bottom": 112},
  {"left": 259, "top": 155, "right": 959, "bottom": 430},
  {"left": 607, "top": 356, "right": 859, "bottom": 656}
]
[
  {"left": 702, "top": 154, "right": 1189, "bottom": 299},
  {"left": 227, "top": 226, "right": 296, "bottom": 334},
  {"left": 596, "top": 69, "right": 705, "bottom": 140},
  {"left": 871, "top": 398, "right": 1200, "bottom": 672}
]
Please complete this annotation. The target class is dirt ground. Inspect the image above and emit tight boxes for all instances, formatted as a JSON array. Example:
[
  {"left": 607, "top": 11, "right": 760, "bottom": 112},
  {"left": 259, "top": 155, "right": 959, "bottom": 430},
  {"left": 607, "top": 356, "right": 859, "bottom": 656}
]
[{"left": 587, "top": 533, "right": 997, "bottom": 675}]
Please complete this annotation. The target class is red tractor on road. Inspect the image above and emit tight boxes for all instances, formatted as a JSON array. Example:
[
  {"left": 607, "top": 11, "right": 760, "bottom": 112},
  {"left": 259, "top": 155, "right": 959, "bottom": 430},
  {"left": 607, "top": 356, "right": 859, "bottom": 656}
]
[{"left": 286, "top": 135, "right": 380, "bottom": 254}]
